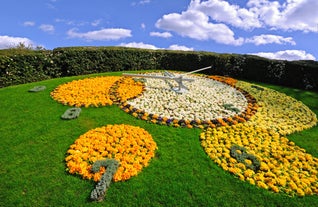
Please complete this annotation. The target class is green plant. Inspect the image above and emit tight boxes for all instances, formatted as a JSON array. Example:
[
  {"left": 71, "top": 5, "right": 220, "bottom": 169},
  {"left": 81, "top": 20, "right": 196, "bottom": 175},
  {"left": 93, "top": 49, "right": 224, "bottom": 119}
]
[
  {"left": 223, "top": 103, "right": 240, "bottom": 113},
  {"left": 230, "top": 145, "right": 261, "bottom": 171},
  {"left": 28, "top": 85, "right": 46, "bottom": 92},
  {"left": 90, "top": 159, "right": 119, "bottom": 202},
  {"left": 61, "top": 108, "right": 81, "bottom": 120}
]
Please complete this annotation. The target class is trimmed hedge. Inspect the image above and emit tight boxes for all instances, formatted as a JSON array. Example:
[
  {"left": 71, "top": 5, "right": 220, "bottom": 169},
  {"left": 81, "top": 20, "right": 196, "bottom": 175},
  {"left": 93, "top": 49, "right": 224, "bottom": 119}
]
[
  {"left": 0, "top": 49, "right": 60, "bottom": 87},
  {"left": 0, "top": 46, "right": 317, "bottom": 91}
]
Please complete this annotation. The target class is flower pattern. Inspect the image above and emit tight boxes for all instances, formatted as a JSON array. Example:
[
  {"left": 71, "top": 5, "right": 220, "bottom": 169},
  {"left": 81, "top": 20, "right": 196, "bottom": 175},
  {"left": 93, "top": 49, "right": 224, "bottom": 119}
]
[
  {"left": 120, "top": 73, "right": 258, "bottom": 128},
  {"left": 65, "top": 124, "right": 157, "bottom": 182},
  {"left": 55, "top": 71, "right": 318, "bottom": 197},
  {"left": 200, "top": 80, "right": 317, "bottom": 196},
  {"left": 51, "top": 76, "right": 144, "bottom": 107}
]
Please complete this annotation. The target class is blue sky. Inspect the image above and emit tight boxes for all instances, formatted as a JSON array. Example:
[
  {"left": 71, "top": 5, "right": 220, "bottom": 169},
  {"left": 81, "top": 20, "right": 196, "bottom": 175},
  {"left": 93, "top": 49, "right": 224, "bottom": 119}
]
[{"left": 1, "top": 0, "right": 318, "bottom": 61}]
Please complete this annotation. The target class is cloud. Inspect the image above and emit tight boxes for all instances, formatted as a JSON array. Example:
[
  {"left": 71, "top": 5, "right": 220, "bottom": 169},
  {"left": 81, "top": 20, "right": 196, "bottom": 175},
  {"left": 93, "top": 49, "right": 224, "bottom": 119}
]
[
  {"left": 251, "top": 50, "right": 316, "bottom": 61},
  {"left": 23, "top": 21, "right": 35, "bottom": 27},
  {"left": 119, "top": 42, "right": 159, "bottom": 50},
  {"left": 119, "top": 42, "right": 194, "bottom": 51},
  {"left": 150, "top": 32, "right": 172, "bottom": 38},
  {"left": 245, "top": 34, "right": 296, "bottom": 45},
  {"left": 91, "top": 19, "right": 102, "bottom": 27},
  {"left": 189, "top": 0, "right": 261, "bottom": 30},
  {"left": 168, "top": 44, "right": 193, "bottom": 51},
  {"left": 139, "top": 0, "right": 151, "bottom": 4},
  {"left": 248, "top": 0, "right": 318, "bottom": 32},
  {"left": 39, "top": 24, "right": 55, "bottom": 33},
  {"left": 156, "top": 0, "right": 318, "bottom": 45},
  {"left": 156, "top": 10, "right": 244, "bottom": 45},
  {"left": 67, "top": 28, "right": 132, "bottom": 41},
  {"left": 0, "top": 35, "right": 34, "bottom": 49}
]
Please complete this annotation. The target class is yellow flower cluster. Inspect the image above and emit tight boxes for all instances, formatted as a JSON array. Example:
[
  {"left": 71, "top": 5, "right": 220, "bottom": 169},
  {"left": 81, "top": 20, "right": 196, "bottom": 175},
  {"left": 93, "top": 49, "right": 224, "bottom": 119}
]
[
  {"left": 200, "top": 123, "right": 318, "bottom": 196},
  {"left": 200, "top": 80, "right": 318, "bottom": 196},
  {"left": 236, "top": 81, "right": 317, "bottom": 135},
  {"left": 65, "top": 124, "right": 157, "bottom": 182},
  {"left": 51, "top": 76, "right": 144, "bottom": 107},
  {"left": 109, "top": 77, "right": 144, "bottom": 103}
]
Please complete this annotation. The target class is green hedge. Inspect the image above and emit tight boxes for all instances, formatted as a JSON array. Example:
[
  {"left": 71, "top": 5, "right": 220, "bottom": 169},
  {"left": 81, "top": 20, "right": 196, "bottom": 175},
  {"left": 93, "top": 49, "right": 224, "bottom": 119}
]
[
  {"left": 0, "top": 46, "right": 317, "bottom": 91},
  {"left": 0, "top": 49, "right": 60, "bottom": 87}
]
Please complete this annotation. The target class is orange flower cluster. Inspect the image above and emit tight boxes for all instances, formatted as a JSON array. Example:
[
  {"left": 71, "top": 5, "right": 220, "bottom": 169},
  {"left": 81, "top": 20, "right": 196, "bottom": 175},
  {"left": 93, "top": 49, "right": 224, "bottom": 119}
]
[
  {"left": 65, "top": 124, "right": 157, "bottom": 182},
  {"left": 109, "top": 77, "right": 144, "bottom": 103},
  {"left": 200, "top": 123, "right": 318, "bottom": 196},
  {"left": 51, "top": 76, "right": 121, "bottom": 107},
  {"left": 51, "top": 76, "right": 144, "bottom": 107},
  {"left": 208, "top": 75, "right": 237, "bottom": 86}
]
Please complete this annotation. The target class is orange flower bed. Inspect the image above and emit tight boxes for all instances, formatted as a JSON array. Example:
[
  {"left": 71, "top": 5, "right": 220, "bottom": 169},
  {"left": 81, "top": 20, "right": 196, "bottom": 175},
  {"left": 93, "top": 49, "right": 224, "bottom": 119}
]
[
  {"left": 65, "top": 124, "right": 157, "bottom": 182},
  {"left": 109, "top": 77, "right": 144, "bottom": 103},
  {"left": 208, "top": 75, "right": 237, "bottom": 86},
  {"left": 51, "top": 76, "right": 121, "bottom": 107},
  {"left": 51, "top": 76, "right": 144, "bottom": 107}
]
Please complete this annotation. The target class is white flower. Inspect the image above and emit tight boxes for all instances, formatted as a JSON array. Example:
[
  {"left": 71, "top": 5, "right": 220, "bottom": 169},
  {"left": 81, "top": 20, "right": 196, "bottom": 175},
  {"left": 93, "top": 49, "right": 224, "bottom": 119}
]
[{"left": 127, "top": 72, "right": 248, "bottom": 121}]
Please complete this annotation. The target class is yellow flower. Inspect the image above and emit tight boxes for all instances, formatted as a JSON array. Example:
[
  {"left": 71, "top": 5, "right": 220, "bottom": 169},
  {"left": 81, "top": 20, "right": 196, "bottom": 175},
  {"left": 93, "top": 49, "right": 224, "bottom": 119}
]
[{"left": 257, "top": 181, "right": 268, "bottom": 189}]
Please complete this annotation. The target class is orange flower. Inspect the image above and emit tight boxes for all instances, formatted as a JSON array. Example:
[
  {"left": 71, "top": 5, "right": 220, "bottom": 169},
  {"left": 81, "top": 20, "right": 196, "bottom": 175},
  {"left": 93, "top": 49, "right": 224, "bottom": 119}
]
[{"left": 65, "top": 124, "right": 157, "bottom": 182}]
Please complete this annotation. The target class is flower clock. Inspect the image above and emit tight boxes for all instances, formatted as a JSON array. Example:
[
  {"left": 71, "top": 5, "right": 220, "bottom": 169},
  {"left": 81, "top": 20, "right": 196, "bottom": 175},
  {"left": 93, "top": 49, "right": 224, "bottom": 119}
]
[{"left": 51, "top": 71, "right": 318, "bottom": 200}]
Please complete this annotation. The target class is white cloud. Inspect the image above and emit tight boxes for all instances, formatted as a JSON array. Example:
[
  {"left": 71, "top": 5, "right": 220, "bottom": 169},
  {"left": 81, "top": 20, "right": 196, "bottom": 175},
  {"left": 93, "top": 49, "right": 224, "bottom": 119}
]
[
  {"left": 168, "top": 44, "right": 193, "bottom": 51},
  {"left": 247, "top": 0, "right": 318, "bottom": 32},
  {"left": 156, "top": 10, "right": 244, "bottom": 45},
  {"left": 132, "top": 0, "right": 151, "bottom": 6},
  {"left": 156, "top": 0, "right": 318, "bottom": 46},
  {"left": 139, "top": 0, "right": 151, "bottom": 4},
  {"left": 119, "top": 42, "right": 159, "bottom": 50},
  {"left": 150, "top": 32, "right": 172, "bottom": 38},
  {"left": 0, "top": 35, "right": 34, "bottom": 49},
  {"left": 251, "top": 50, "right": 316, "bottom": 61},
  {"left": 91, "top": 19, "right": 102, "bottom": 27},
  {"left": 245, "top": 34, "right": 296, "bottom": 45},
  {"left": 119, "top": 42, "right": 194, "bottom": 51},
  {"left": 67, "top": 28, "right": 132, "bottom": 41},
  {"left": 23, "top": 21, "right": 35, "bottom": 27},
  {"left": 39, "top": 24, "right": 55, "bottom": 33},
  {"left": 190, "top": 0, "right": 262, "bottom": 30}
]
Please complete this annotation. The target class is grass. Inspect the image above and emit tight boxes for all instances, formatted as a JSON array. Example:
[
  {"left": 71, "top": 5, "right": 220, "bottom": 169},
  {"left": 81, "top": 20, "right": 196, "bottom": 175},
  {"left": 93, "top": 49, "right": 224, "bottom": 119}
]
[{"left": 0, "top": 72, "right": 318, "bottom": 207}]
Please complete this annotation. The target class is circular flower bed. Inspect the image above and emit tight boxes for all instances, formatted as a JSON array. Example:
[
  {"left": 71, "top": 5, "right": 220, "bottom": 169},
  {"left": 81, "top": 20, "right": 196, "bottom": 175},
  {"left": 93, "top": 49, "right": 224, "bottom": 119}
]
[
  {"left": 120, "top": 73, "right": 258, "bottom": 128},
  {"left": 65, "top": 124, "right": 157, "bottom": 182},
  {"left": 51, "top": 76, "right": 144, "bottom": 107}
]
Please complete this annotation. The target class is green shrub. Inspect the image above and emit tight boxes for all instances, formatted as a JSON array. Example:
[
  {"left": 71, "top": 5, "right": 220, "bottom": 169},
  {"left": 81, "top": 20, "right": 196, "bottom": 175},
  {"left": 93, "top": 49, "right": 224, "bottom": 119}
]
[{"left": 1, "top": 46, "right": 318, "bottom": 91}]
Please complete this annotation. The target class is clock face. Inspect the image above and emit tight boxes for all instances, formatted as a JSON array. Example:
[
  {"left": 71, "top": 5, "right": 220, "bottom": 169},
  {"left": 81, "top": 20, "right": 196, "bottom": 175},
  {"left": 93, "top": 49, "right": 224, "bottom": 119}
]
[{"left": 126, "top": 73, "right": 248, "bottom": 121}]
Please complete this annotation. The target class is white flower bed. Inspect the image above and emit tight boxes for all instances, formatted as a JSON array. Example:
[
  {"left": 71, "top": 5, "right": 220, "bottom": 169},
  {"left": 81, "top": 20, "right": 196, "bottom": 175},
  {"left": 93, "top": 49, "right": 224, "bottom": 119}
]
[{"left": 127, "top": 72, "right": 248, "bottom": 121}]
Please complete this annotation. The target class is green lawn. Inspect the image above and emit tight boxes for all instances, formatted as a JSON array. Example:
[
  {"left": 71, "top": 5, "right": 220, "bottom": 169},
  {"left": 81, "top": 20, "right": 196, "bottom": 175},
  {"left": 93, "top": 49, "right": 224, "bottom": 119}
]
[{"left": 0, "top": 72, "right": 317, "bottom": 207}]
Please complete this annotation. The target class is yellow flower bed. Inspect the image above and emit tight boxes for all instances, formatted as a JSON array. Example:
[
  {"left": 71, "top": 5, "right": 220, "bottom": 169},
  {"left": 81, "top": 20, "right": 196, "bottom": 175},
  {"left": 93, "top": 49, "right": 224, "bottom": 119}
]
[
  {"left": 236, "top": 81, "right": 317, "bottom": 135},
  {"left": 51, "top": 76, "right": 144, "bottom": 107},
  {"left": 200, "top": 123, "right": 318, "bottom": 196},
  {"left": 200, "top": 80, "right": 318, "bottom": 196},
  {"left": 65, "top": 124, "right": 157, "bottom": 182}
]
